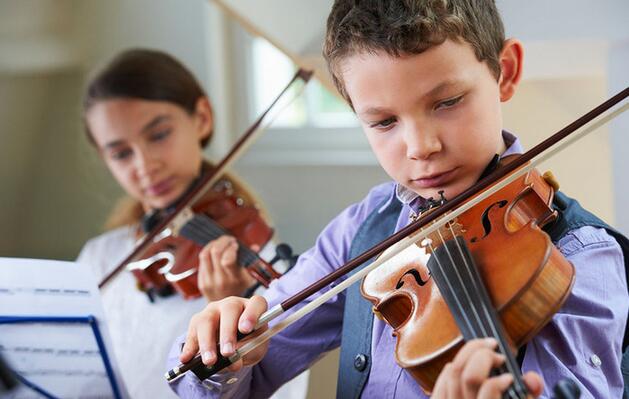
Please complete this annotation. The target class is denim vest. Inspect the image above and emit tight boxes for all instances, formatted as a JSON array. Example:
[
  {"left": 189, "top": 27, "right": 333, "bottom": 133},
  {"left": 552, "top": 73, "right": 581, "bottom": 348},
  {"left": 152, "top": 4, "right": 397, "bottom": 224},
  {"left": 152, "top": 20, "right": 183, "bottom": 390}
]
[{"left": 336, "top": 191, "right": 629, "bottom": 399}]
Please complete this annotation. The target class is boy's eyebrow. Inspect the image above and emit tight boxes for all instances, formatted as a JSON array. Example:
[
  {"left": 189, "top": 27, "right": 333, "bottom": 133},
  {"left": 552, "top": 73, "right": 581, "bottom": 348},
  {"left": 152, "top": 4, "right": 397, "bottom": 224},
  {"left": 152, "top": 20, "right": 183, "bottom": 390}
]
[
  {"left": 425, "top": 80, "right": 465, "bottom": 98},
  {"left": 358, "top": 80, "right": 467, "bottom": 117},
  {"left": 103, "top": 114, "right": 171, "bottom": 149},
  {"left": 359, "top": 106, "right": 393, "bottom": 117}
]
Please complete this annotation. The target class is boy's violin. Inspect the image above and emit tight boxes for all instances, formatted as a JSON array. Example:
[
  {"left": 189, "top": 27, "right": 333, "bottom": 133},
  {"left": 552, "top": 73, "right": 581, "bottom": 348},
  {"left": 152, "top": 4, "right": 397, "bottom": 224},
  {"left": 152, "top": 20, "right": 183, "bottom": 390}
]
[
  {"left": 166, "top": 88, "right": 627, "bottom": 397},
  {"left": 98, "top": 69, "right": 314, "bottom": 297},
  {"left": 362, "top": 162, "right": 574, "bottom": 396}
]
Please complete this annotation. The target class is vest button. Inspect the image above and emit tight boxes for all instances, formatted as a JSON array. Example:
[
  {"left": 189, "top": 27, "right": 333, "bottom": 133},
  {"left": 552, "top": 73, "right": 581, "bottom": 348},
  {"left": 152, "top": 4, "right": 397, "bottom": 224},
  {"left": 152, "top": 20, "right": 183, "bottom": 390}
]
[{"left": 353, "top": 354, "right": 368, "bottom": 371}]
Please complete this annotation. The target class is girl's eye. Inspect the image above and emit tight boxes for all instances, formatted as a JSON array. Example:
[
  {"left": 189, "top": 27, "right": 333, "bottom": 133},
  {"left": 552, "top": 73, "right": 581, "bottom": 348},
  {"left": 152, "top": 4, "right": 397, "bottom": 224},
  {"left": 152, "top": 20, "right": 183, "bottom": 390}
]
[
  {"left": 150, "top": 129, "right": 171, "bottom": 141},
  {"left": 111, "top": 148, "right": 132, "bottom": 161},
  {"left": 435, "top": 95, "right": 463, "bottom": 110},
  {"left": 370, "top": 117, "right": 397, "bottom": 129}
]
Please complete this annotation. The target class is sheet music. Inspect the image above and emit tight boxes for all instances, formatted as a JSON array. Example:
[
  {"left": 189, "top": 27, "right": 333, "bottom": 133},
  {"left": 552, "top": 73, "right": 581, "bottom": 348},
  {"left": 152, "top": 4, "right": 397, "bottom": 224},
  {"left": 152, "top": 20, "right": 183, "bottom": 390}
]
[{"left": 0, "top": 258, "right": 128, "bottom": 399}]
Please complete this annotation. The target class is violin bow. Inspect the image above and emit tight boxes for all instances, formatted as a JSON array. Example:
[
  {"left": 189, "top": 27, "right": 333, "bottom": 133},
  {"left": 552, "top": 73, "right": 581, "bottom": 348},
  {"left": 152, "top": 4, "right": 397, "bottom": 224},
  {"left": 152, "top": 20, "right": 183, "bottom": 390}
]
[
  {"left": 166, "top": 87, "right": 628, "bottom": 382},
  {"left": 98, "top": 68, "right": 314, "bottom": 289}
]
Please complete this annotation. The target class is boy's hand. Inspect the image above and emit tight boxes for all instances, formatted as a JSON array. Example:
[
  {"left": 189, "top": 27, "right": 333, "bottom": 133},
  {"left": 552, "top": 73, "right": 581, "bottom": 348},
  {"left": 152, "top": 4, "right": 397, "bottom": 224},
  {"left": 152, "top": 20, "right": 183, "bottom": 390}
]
[
  {"left": 197, "top": 235, "right": 257, "bottom": 301},
  {"left": 180, "top": 295, "right": 269, "bottom": 372},
  {"left": 432, "top": 338, "right": 544, "bottom": 399}
]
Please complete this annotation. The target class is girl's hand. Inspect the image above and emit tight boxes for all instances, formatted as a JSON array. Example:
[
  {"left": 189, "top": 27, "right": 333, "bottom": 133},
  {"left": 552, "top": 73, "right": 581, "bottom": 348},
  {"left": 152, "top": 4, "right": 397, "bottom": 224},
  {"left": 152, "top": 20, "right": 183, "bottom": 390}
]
[
  {"left": 197, "top": 235, "right": 257, "bottom": 301},
  {"left": 432, "top": 338, "right": 544, "bottom": 399},
  {"left": 180, "top": 295, "right": 269, "bottom": 372}
]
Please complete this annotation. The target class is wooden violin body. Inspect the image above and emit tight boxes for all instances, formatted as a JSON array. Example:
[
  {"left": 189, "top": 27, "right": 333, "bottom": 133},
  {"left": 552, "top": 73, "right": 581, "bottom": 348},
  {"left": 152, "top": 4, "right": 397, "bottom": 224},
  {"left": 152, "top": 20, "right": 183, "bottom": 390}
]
[
  {"left": 127, "top": 174, "right": 274, "bottom": 300},
  {"left": 361, "top": 168, "right": 575, "bottom": 392}
]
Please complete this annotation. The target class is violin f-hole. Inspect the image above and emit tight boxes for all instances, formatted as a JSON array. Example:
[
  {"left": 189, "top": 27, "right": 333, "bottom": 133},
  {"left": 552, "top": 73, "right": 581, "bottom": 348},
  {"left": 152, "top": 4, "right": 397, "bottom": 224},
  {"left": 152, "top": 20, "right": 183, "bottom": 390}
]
[
  {"left": 396, "top": 269, "right": 431, "bottom": 289},
  {"left": 470, "top": 200, "right": 508, "bottom": 243}
]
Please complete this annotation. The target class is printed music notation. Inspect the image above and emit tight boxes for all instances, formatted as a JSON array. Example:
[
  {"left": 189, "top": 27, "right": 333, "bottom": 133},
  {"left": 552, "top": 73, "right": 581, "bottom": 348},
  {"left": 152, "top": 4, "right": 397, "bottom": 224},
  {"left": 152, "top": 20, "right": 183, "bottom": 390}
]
[
  {"left": 0, "top": 258, "right": 128, "bottom": 399},
  {"left": 0, "top": 287, "right": 91, "bottom": 297},
  {"left": 1, "top": 344, "right": 100, "bottom": 357}
]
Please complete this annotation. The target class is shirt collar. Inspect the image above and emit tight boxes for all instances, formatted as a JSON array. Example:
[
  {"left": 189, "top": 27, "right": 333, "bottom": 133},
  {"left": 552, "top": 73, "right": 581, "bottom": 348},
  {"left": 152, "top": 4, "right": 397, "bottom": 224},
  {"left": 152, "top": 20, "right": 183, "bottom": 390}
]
[{"left": 393, "top": 130, "right": 523, "bottom": 211}]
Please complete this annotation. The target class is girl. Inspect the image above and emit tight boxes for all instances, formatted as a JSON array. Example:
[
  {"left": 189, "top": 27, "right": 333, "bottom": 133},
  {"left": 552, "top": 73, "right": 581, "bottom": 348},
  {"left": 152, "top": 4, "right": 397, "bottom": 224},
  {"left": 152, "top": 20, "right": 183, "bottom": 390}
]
[{"left": 78, "top": 49, "right": 308, "bottom": 399}]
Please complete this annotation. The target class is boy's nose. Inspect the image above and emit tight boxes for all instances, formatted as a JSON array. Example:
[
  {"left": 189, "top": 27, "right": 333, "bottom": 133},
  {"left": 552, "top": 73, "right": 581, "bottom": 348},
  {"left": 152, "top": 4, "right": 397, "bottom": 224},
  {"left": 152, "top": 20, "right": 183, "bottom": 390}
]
[{"left": 405, "top": 128, "right": 442, "bottom": 160}]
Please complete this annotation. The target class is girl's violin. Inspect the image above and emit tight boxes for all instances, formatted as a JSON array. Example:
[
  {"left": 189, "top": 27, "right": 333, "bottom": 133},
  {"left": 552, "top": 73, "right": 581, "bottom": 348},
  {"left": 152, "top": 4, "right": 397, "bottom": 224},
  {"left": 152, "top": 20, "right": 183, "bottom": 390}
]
[{"left": 126, "top": 171, "right": 296, "bottom": 301}]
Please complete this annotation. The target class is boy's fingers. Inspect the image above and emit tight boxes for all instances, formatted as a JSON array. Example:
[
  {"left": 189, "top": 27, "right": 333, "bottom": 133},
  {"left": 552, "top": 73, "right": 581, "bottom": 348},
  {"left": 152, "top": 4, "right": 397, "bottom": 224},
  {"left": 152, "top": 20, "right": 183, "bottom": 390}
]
[
  {"left": 218, "top": 300, "right": 245, "bottom": 357},
  {"left": 432, "top": 362, "right": 453, "bottom": 399},
  {"left": 196, "top": 312, "right": 219, "bottom": 366},
  {"left": 452, "top": 338, "right": 497, "bottom": 373},
  {"left": 477, "top": 373, "right": 514, "bottom": 399},
  {"left": 461, "top": 351, "right": 506, "bottom": 398},
  {"left": 180, "top": 319, "right": 200, "bottom": 363},
  {"left": 522, "top": 371, "right": 544, "bottom": 397},
  {"left": 239, "top": 295, "right": 268, "bottom": 334}
]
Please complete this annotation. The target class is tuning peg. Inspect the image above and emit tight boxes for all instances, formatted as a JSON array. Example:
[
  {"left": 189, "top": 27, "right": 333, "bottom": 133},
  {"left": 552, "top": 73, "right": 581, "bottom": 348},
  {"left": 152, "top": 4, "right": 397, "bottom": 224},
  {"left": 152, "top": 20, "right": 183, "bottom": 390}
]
[{"left": 270, "top": 243, "right": 294, "bottom": 265}]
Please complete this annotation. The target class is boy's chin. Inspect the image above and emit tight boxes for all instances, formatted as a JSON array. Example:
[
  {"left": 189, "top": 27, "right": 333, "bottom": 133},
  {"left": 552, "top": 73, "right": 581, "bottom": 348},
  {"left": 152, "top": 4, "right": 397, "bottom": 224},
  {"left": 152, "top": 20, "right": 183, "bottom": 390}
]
[{"left": 410, "top": 185, "right": 466, "bottom": 204}]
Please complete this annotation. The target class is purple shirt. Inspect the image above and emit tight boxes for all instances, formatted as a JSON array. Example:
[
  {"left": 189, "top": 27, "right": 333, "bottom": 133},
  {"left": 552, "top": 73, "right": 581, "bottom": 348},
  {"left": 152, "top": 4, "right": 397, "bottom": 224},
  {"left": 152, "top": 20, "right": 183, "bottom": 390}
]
[{"left": 168, "top": 133, "right": 628, "bottom": 398}]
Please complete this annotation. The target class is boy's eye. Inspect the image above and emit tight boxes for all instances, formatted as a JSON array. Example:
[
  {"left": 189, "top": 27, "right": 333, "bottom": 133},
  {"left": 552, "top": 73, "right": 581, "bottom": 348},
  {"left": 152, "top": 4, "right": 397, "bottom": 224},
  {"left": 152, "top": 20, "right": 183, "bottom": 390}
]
[
  {"left": 435, "top": 95, "right": 463, "bottom": 110},
  {"left": 370, "top": 117, "right": 397, "bottom": 129}
]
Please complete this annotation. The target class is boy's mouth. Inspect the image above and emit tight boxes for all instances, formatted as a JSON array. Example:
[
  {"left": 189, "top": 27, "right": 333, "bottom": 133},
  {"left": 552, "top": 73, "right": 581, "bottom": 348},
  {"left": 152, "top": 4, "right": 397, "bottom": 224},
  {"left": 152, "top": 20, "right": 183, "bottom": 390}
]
[{"left": 411, "top": 168, "right": 456, "bottom": 189}]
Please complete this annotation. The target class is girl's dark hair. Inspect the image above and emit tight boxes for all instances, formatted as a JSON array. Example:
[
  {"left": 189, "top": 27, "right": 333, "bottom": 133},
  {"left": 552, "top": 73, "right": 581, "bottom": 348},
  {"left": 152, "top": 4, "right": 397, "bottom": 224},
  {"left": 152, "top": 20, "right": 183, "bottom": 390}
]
[{"left": 83, "top": 48, "right": 211, "bottom": 147}]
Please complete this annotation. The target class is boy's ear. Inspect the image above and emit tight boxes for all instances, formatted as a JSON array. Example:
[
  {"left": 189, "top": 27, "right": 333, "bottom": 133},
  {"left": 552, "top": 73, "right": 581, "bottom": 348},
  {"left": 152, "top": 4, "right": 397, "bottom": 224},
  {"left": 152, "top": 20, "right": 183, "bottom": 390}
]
[
  {"left": 194, "top": 97, "right": 214, "bottom": 142},
  {"left": 498, "top": 38, "right": 524, "bottom": 102}
]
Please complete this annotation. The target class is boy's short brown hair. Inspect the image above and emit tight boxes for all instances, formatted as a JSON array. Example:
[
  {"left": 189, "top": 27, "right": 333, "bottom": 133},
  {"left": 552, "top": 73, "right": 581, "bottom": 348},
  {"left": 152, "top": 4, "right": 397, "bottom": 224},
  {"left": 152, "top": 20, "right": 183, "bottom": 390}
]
[{"left": 323, "top": 0, "right": 505, "bottom": 106}]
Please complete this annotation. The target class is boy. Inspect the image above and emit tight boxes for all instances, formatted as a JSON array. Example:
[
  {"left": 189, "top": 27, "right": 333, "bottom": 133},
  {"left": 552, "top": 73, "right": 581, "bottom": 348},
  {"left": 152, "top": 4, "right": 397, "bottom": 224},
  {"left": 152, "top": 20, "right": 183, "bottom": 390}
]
[{"left": 168, "top": 1, "right": 629, "bottom": 397}]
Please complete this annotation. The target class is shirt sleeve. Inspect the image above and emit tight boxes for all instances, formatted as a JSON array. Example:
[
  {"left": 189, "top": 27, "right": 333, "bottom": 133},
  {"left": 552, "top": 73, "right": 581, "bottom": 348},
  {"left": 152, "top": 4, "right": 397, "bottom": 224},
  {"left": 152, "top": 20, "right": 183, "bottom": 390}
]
[
  {"left": 165, "top": 183, "right": 396, "bottom": 399},
  {"left": 522, "top": 225, "right": 628, "bottom": 398}
]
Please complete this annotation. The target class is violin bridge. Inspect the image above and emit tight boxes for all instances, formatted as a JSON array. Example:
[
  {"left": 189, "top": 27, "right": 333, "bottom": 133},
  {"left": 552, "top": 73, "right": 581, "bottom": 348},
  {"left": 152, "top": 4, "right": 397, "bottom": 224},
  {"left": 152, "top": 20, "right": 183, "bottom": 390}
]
[{"left": 421, "top": 218, "right": 466, "bottom": 253}]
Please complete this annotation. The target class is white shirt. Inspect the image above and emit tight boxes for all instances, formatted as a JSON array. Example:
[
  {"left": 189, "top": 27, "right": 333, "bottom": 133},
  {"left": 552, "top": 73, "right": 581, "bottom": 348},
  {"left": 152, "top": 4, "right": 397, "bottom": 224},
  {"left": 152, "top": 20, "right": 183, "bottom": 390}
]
[{"left": 78, "top": 226, "right": 309, "bottom": 399}]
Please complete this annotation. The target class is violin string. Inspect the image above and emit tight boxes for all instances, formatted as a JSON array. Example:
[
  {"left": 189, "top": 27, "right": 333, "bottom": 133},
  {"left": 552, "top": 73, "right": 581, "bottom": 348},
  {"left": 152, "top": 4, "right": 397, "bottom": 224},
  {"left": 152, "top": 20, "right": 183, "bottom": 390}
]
[
  {"left": 427, "top": 235, "right": 521, "bottom": 399},
  {"left": 436, "top": 229, "right": 521, "bottom": 399},
  {"left": 197, "top": 215, "right": 261, "bottom": 264},
  {"left": 190, "top": 218, "right": 259, "bottom": 267},
  {"left": 185, "top": 216, "right": 273, "bottom": 282},
  {"left": 444, "top": 224, "right": 526, "bottom": 399},
  {"left": 426, "top": 227, "right": 515, "bottom": 398},
  {"left": 186, "top": 215, "right": 261, "bottom": 266},
  {"left": 180, "top": 216, "right": 265, "bottom": 279},
  {"left": 427, "top": 232, "right": 479, "bottom": 342},
  {"left": 445, "top": 226, "right": 524, "bottom": 399}
]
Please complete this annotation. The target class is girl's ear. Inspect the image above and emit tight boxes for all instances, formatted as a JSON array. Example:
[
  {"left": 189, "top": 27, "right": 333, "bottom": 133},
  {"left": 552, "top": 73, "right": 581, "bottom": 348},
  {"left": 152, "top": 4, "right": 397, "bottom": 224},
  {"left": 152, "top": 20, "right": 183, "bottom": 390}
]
[
  {"left": 194, "top": 97, "right": 214, "bottom": 143},
  {"left": 498, "top": 38, "right": 524, "bottom": 102}
]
